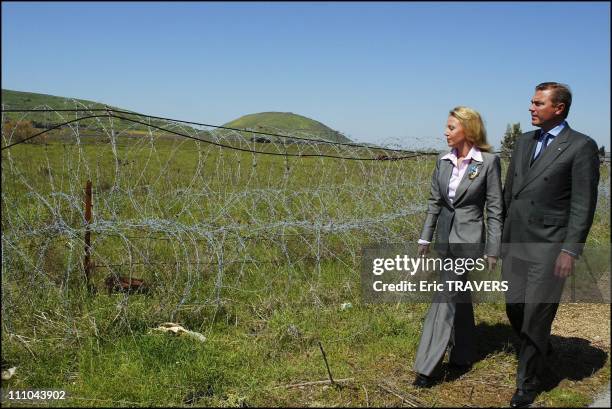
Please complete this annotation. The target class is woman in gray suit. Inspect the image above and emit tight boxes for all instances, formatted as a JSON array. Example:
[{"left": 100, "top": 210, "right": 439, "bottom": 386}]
[{"left": 412, "top": 106, "right": 503, "bottom": 388}]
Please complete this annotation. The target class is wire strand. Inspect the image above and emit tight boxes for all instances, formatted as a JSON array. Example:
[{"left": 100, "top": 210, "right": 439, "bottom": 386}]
[{"left": 0, "top": 107, "right": 434, "bottom": 154}]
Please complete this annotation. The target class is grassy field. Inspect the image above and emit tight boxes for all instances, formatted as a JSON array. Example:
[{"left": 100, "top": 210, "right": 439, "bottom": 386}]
[{"left": 1, "top": 127, "right": 610, "bottom": 407}]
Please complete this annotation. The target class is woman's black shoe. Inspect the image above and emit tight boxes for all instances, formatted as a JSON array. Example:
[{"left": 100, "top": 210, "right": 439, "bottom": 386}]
[{"left": 412, "top": 373, "right": 435, "bottom": 388}]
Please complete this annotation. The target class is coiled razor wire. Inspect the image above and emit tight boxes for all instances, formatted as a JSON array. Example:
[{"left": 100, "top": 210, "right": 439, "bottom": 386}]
[{"left": 1, "top": 104, "right": 609, "bottom": 328}]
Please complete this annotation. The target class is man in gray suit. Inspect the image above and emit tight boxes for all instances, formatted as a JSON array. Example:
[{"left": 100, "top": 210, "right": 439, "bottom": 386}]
[{"left": 502, "top": 82, "right": 600, "bottom": 407}]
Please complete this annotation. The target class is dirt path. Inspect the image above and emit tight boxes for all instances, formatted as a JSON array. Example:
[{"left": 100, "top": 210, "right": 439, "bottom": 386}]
[{"left": 551, "top": 303, "right": 610, "bottom": 349}]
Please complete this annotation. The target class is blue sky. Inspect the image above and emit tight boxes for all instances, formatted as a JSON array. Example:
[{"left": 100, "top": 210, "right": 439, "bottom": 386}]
[{"left": 2, "top": 2, "right": 610, "bottom": 149}]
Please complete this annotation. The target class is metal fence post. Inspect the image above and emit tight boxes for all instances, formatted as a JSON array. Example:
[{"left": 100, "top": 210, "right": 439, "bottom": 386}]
[{"left": 84, "top": 180, "right": 92, "bottom": 290}]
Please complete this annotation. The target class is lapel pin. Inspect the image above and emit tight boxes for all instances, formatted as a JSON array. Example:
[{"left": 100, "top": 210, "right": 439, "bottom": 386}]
[{"left": 467, "top": 163, "right": 482, "bottom": 180}]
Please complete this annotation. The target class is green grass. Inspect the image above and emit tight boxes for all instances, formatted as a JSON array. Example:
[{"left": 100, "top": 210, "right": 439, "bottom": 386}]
[{"left": 1, "top": 131, "right": 610, "bottom": 407}]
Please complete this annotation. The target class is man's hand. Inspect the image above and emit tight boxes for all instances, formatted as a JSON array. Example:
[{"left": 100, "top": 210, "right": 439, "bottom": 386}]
[
  {"left": 418, "top": 244, "right": 429, "bottom": 256},
  {"left": 554, "top": 251, "right": 576, "bottom": 278},
  {"left": 485, "top": 255, "right": 498, "bottom": 272}
]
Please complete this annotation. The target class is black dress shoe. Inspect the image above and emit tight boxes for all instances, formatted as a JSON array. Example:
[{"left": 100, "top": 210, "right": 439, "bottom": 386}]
[
  {"left": 448, "top": 361, "right": 472, "bottom": 371},
  {"left": 510, "top": 388, "right": 537, "bottom": 408},
  {"left": 412, "top": 373, "right": 435, "bottom": 388}
]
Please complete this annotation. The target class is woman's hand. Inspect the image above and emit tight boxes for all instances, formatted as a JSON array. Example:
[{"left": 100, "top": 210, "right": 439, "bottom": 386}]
[
  {"left": 485, "top": 255, "right": 497, "bottom": 271},
  {"left": 418, "top": 244, "right": 429, "bottom": 257}
]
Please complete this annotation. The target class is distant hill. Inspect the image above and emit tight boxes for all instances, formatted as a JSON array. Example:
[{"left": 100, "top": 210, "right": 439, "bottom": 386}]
[
  {"left": 2, "top": 90, "right": 351, "bottom": 144},
  {"left": 2, "top": 89, "right": 116, "bottom": 112},
  {"left": 223, "top": 112, "right": 351, "bottom": 143},
  {"left": 0, "top": 89, "right": 175, "bottom": 133}
]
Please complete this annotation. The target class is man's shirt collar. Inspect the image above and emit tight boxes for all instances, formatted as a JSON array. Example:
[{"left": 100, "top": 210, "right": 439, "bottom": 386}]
[{"left": 538, "top": 121, "right": 568, "bottom": 139}]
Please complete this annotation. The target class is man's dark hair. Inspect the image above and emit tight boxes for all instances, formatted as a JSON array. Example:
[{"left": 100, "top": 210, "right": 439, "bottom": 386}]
[{"left": 535, "top": 82, "right": 572, "bottom": 118}]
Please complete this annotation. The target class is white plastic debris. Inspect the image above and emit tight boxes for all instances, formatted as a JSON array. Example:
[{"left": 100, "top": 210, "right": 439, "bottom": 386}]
[
  {"left": 151, "top": 322, "right": 206, "bottom": 343},
  {"left": 340, "top": 302, "right": 352, "bottom": 311},
  {"left": 2, "top": 367, "right": 17, "bottom": 380},
  {"left": 286, "top": 324, "right": 301, "bottom": 338}
]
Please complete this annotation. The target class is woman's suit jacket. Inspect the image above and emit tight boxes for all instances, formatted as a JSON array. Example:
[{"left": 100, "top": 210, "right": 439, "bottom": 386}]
[{"left": 420, "top": 150, "right": 504, "bottom": 259}]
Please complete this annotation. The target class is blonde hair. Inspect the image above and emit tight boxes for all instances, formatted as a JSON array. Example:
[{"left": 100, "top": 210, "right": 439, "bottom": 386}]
[{"left": 449, "top": 106, "right": 491, "bottom": 152}]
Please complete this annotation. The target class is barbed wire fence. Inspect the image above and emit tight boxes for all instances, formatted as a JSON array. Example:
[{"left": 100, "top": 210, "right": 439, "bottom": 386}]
[
  {"left": 1, "top": 103, "right": 450, "bottom": 333},
  {"left": 2, "top": 104, "right": 610, "bottom": 331}
]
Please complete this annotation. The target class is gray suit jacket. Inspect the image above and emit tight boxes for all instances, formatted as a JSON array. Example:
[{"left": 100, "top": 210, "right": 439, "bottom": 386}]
[
  {"left": 502, "top": 125, "right": 600, "bottom": 262},
  {"left": 421, "top": 150, "right": 503, "bottom": 258}
]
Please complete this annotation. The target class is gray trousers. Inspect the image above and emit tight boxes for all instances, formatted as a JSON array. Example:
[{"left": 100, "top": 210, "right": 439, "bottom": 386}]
[
  {"left": 413, "top": 268, "right": 476, "bottom": 376},
  {"left": 502, "top": 256, "right": 565, "bottom": 391}
]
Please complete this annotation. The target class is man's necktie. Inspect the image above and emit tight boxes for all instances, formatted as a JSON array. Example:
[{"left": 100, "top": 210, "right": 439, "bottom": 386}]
[{"left": 531, "top": 132, "right": 553, "bottom": 165}]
